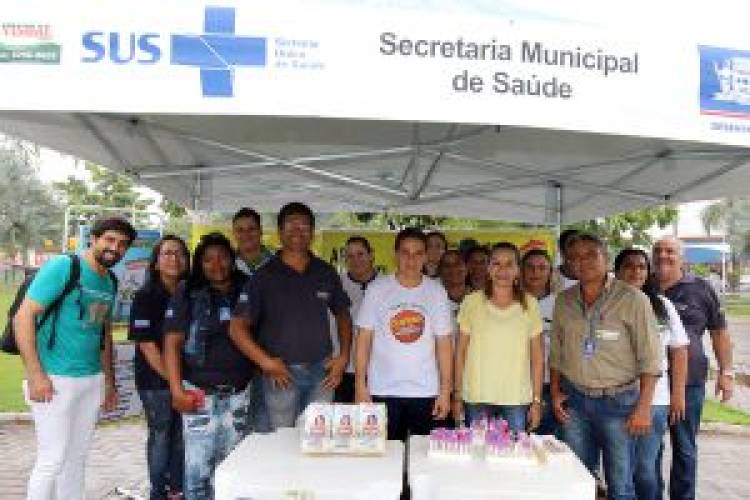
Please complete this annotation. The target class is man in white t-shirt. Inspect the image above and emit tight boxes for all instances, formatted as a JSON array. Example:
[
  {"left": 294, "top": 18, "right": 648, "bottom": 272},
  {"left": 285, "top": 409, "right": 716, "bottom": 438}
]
[
  {"left": 355, "top": 227, "right": 453, "bottom": 441},
  {"left": 332, "top": 236, "right": 379, "bottom": 403}
]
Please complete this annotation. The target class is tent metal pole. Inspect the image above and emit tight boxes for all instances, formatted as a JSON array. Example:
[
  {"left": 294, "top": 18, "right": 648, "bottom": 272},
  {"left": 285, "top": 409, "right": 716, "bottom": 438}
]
[
  {"left": 563, "top": 153, "right": 668, "bottom": 212},
  {"left": 76, "top": 114, "right": 135, "bottom": 177},
  {"left": 667, "top": 156, "right": 750, "bottom": 198},
  {"left": 139, "top": 148, "right": 417, "bottom": 179},
  {"left": 426, "top": 152, "right": 664, "bottom": 203},
  {"left": 123, "top": 118, "right": 410, "bottom": 202}
]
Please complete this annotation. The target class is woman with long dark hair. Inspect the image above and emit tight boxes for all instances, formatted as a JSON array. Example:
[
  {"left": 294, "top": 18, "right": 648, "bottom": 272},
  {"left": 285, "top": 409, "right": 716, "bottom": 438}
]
[
  {"left": 128, "top": 235, "right": 189, "bottom": 500},
  {"left": 453, "top": 242, "right": 544, "bottom": 431},
  {"left": 614, "top": 248, "right": 688, "bottom": 500},
  {"left": 163, "top": 232, "right": 253, "bottom": 500},
  {"left": 520, "top": 248, "right": 559, "bottom": 437}
]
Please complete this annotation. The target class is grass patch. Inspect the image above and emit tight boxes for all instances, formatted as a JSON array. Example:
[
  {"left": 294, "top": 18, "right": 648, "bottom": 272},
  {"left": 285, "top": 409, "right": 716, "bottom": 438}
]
[
  {"left": 0, "top": 280, "right": 130, "bottom": 413},
  {"left": 0, "top": 281, "right": 27, "bottom": 411},
  {"left": 725, "top": 304, "right": 750, "bottom": 317},
  {"left": 702, "top": 399, "right": 750, "bottom": 426}
]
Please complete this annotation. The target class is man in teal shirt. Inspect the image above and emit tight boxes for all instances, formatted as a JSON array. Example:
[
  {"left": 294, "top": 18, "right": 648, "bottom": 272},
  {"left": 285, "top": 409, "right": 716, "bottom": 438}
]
[{"left": 14, "top": 217, "right": 136, "bottom": 500}]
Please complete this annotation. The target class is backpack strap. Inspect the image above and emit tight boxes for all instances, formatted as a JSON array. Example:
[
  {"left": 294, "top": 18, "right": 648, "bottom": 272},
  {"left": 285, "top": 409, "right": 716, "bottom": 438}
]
[
  {"left": 99, "top": 269, "right": 119, "bottom": 350},
  {"left": 45, "top": 254, "right": 81, "bottom": 350}
]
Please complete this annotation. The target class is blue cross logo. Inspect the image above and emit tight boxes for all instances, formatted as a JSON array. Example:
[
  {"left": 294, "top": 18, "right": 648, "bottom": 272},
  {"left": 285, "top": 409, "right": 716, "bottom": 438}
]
[{"left": 171, "top": 7, "right": 266, "bottom": 97}]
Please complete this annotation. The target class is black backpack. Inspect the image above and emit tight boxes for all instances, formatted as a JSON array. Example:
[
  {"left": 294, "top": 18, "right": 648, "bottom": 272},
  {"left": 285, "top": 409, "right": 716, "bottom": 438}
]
[{"left": 0, "top": 255, "right": 117, "bottom": 354}]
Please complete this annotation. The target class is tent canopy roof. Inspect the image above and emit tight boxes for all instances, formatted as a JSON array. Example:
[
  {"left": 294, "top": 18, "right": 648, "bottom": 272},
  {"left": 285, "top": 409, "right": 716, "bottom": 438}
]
[{"left": 2, "top": 111, "right": 749, "bottom": 224}]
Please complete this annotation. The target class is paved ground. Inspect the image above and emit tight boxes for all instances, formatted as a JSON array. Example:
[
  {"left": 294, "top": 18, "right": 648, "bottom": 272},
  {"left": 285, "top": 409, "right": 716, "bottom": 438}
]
[
  {"left": 1, "top": 419, "right": 749, "bottom": 499},
  {"left": 1, "top": 318, "right": 748, "bottom": 499}
]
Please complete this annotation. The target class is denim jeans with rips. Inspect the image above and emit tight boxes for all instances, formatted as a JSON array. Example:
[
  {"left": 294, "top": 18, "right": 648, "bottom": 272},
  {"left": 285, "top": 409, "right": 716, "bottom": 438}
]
[
  {"left": 263, "top": 360, "right": 332, "bottom": 430},
  {"left": 561, "top": 381, "right": 639, "bottom": 500},
  {"left": 139, "top": 388, "right": 184, "bottom": 499},
  {"left": 182, "top": 382, "right": 251, "bottom": 500}
]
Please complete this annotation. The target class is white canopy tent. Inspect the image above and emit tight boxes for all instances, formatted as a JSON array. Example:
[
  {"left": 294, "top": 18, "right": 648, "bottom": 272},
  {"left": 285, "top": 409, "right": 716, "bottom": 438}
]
[{"left": 2, "top": 0, "right": 750, "bottom": 223}]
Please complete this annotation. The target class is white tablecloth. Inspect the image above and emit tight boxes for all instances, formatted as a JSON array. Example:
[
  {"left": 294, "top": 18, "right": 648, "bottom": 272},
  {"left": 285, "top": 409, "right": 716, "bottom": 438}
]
[
  {"left": 214, "top": 428, "right": 404, "bottom": 500},
  {"left": 408, "top": 436, "right": 595, "bottom": 500}
]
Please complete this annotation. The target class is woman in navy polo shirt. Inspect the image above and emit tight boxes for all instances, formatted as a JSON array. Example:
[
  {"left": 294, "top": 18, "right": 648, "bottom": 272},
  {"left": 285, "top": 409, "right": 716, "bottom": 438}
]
[
  {"left": 128, "top": 235, "right": 189, "bottom": 500},
  {"left": 163, "top": 233, "right": 253, "bottom": 500}
]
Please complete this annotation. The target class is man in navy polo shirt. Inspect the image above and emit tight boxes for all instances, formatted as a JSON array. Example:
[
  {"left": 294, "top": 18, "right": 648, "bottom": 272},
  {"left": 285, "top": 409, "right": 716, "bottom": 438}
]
[
  {"left": 653, "top": 236, "right": 734, "bottom": 500},
  {"left": 230, "top": 202, "right": 353, "bottom": 429}
]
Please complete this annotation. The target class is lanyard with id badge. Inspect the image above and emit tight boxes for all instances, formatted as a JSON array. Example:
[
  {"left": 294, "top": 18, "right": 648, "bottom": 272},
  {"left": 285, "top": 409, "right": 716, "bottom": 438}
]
[{"left": 581, "top": 284, "right": 612, "bottom": 361}]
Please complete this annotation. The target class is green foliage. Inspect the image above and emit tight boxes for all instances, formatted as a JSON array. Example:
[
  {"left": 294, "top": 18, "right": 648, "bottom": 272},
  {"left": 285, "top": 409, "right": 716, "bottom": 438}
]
[
  {"left": 53, "top": 162, "right": 155, "bottom": 226},
  {"left": 691, "top": 263, "right": 710, "bottom": 278},
  {"left": 0, "top": 142, "right": 62, "bottom": 258},
  {"left": 566, "top": 205, "right": 678, "bottom": 254},
  {"left": 700, "top": 198, "right": 750, "bottom": 291},
  {"left": 327, "top": 212, "right": 529, "bottom": 230}
]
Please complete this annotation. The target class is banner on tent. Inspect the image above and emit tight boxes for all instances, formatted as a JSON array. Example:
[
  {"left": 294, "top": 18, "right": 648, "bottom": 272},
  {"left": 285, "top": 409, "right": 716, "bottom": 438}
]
[
  {"left": 2, "top": 0, "right": 749, "bottom": 147},
  {"left": 190, "top": 225, "right": 554, "bottom": 273}
]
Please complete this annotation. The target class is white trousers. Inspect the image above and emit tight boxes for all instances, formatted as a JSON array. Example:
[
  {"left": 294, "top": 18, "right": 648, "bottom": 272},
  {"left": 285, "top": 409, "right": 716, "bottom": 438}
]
[{"left": 25, "top": 373, "right": 104, "bottom": 500}]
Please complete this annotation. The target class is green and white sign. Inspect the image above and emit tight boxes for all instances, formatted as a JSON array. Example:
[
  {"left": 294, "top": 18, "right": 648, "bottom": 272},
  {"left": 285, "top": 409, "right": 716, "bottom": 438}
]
[{"left": 0, "top": 23, "right": 60, "bottom": 64}]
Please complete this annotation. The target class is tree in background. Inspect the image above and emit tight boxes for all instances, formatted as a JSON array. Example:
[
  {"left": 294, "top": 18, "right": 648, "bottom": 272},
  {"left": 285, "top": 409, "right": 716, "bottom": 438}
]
[
  {"left": 161, "top": 198, "right": 191, "bottom": 241},
  {"left": 0, "top": 141, "right": 62, "bottom": 262},
  {"left": 566, "top": 205, "right": 678, "bottom": 255},
  {"left": 701, "top": 198, "right": 750, "bottom": 290},
  {"left": 328, "top": 212, "right": 527, "bottom": 231},
  {"left": 53, "top": 162, "right": 155, "bottom": 227},
  {"left": 53, "top": 162, "right": 193, "bottom": 242}
]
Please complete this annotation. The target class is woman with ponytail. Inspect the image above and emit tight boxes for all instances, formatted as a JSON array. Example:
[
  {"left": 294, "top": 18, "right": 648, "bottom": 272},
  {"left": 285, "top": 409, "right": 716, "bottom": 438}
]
[
  {"left": 614, "top": 248, "right": 688, "bottom": 500},
  {"left": 453, "top": 242, "right": 544, "bottom": 432}
]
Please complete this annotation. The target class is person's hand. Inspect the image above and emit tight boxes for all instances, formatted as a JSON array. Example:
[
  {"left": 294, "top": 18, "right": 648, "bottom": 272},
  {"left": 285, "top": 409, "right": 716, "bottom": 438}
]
[
  {"left": 354, "top": 383, "right": 371, "bottom": 403},
  {"left": 452, "top": 398, "right": 464, "bottom": 424},
  {"left": 432, "top": 389, "right": 451, "bottom": 420},
  {"left": 551, "top": 392, "right": 569, "bottom": 425},
  {"left": 322, "top": 355, "right": 347, "bottom": 390},
  {"left": 262, "top": 357, "right": 291, "bottom": 389},
  {"left": 527, "top": 402, "right": 541, "bottom": 431},
  {"left": 669, "top": 392, "right": 686, "bottom": 424},
  {"left": 625, "top": 403, "right": 652, "bottom": 436},
  {"left": 716, "top": 373, "right": 734, "bottom": 403},
  {"left": 28, "top": 372, "right": 54, "bottom": 403},
  {"left": 102, "top": 381, "right": 118, "bottom": 412},
  {"left": 171, "top": 389, "right": 200, "bottom": 413}
]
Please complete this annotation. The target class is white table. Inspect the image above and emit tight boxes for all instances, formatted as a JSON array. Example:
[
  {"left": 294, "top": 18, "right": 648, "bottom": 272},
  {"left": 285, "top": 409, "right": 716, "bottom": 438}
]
[
  {"left": 214, "top": 428, "right": 405, "bottom": 500},
  {"left": 408, "top": 436, "right": 595, "bottom": 500}
]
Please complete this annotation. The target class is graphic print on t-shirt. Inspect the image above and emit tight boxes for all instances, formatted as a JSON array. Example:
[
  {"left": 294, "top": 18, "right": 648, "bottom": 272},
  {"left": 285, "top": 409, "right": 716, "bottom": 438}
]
[{"left": 389, "top": 305, "right": 426, "bottom": 343}]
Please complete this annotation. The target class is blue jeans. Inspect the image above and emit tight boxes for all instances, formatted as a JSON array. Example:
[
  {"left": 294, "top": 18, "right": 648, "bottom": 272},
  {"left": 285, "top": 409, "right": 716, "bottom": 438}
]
[
  {"left": 249, "top": 377, "right": 271, "bottom": 433},
  {"left": 263, "top": 360, "right": 332, "bottom": 430},
  {"left": 561, "top": 381, "right": 638, "bottom": 500},
  {"left": 669, "top": 384, "right": 705, "bottom": 500},
  {"left": 634, "top": 405, "right": 668, "bottom": 500},
  {"left": 182, "top": 383, "right": 251, "bottom": 500},
  {"left": 464, "top": 403, "right": 528, "bottom": 432},
  {"left": 536, "top": 384, "right": 561, "bottom": 437},
  {"left": 139, "top": 389, "right": 184, "bottom": 500}
]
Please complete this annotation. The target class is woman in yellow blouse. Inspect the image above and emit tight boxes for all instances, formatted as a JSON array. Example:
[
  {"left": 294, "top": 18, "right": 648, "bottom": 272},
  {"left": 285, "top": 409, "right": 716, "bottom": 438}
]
[{"left": 452, "top": 242, "right": 544, "bottom": 432}]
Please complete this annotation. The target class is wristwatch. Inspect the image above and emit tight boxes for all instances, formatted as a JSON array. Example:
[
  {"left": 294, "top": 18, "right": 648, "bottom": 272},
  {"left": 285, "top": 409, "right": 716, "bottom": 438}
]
[
  {"left": 531, "top": 396, "right": 542, "bottom": 405},
  {"left": 720, "top": 369, "right": 735, "bottom": 379}
]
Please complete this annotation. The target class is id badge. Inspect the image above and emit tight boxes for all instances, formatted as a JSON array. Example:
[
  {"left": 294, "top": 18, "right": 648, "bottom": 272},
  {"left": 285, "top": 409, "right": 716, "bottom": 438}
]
[
  {"left": 219, "top": 306, "right": 231, "bottom": 322},
  {"left": 583, "top": 337, "right": 596, "bottom": 359}
]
